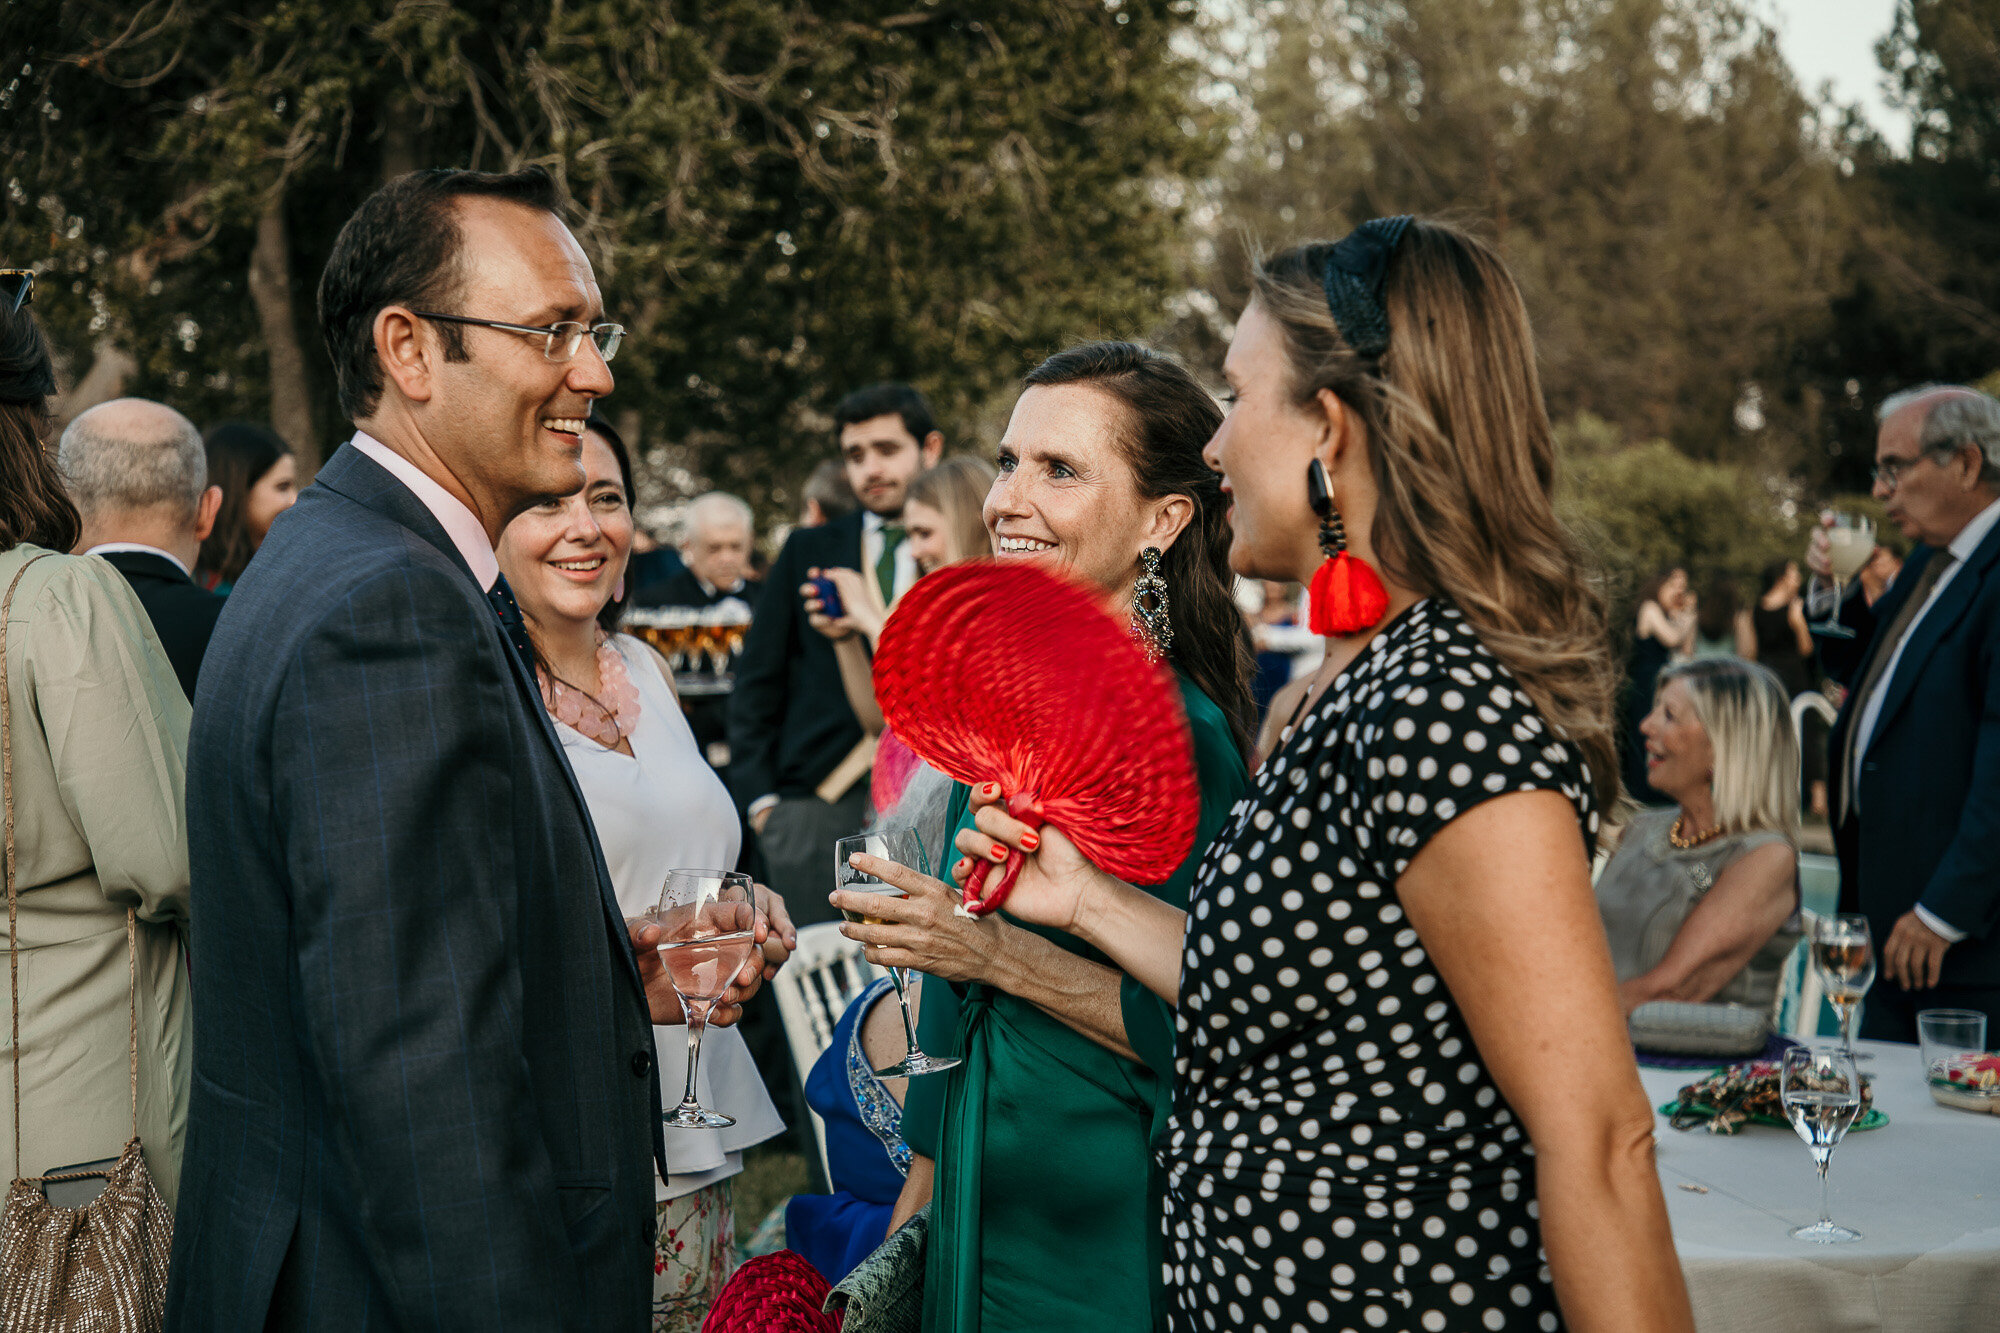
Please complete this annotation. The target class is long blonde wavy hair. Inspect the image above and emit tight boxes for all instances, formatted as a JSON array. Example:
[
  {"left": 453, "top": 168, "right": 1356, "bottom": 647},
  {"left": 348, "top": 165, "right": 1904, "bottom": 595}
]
[{"left": 1253, "top": 219, "right": 1621, "bottom": 819}]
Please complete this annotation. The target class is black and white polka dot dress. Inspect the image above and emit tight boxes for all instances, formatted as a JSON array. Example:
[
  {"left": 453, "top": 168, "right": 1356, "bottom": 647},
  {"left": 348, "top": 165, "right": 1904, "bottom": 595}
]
[{"left": 1163, "top": 599, "right": 1597, "bottom": 1333}]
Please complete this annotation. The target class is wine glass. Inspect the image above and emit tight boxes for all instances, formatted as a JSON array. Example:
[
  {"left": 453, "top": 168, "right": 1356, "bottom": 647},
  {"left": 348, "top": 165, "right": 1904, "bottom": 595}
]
[
  {"left": 1781, "top": 1046, "right": 1864, "bottom": 1244},
  {"left": 650, "top": 869, "right": 758, "bottom": 1127},
  {"left": 1811, "top": 512, "right": 1876, "bottom": 638},
  {"left": 1810, "top": 913, "right": 1876, "bottom": 1062},
  {"left": 836, "top": 830, "right": 962, "bottom": 1078}
]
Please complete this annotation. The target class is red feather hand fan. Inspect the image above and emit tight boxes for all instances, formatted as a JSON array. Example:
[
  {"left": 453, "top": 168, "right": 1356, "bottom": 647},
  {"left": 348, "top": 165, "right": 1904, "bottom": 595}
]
[{"left": 872, "top": 559, "right": 1200, "bottom": 917}]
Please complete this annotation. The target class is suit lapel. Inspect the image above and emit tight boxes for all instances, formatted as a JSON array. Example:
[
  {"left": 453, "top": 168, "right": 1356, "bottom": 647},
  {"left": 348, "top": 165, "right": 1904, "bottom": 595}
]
[
  {"left": 1829, "top": 551, "right": 1930, "bottom": 827},
  {"left": 314, "top": 443, "right": 648, "bottom": 1000},
  {"left": 1865, "top": 527, "right": 2000, "bottom": 755}
]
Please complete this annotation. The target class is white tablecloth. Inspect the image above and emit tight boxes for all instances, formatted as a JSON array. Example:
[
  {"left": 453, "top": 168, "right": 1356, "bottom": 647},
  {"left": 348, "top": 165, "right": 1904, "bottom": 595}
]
[{"left": 1641, "top": 1039, "right": 2000, "bottom": 1332}]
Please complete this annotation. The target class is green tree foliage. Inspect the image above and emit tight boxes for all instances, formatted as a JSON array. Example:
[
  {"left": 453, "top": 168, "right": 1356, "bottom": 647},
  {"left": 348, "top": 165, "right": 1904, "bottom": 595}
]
[
  {"left": 1796, "top": 0, "right": 2000, "bottom": 494},
  {"left": 1204, "top": 0, "right": 1853, "bottom": 467},
  {"left": 1557, "top": 420, "right": 1801, "bottom": 623},
  {"left": 2, "top": 0, "right": 1218, "bottom": 512}
]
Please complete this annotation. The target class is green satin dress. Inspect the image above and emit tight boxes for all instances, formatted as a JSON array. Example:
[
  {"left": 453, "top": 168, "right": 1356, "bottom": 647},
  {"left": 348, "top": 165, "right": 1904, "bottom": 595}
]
[{"left": 900, "top": 679, "right": 1248, "bottom": 1333}]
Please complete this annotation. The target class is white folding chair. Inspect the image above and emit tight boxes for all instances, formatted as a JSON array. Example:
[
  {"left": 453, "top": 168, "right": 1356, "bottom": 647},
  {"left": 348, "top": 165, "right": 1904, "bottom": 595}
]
[
  {"left": 1791, "top": 691, "right": 1836, "bottom": 754},
  {"left": 769, "top": 922, "right": 888, "bottom": 1183},
  {"left": 1776, "top": 852, "right": 1847, "bottom": 1039}
]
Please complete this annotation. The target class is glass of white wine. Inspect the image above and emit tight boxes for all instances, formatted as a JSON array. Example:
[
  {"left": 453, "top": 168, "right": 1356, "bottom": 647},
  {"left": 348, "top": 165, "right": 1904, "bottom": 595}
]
[
  {"left": 650, "top": 869, "right": 758, "bottom": 1128},
  {"left": 1810, "top": 913, "right": 1876, "bottom": 1062},
  {"left": 836, "top": 829, "right": 962, "bottom": 1078},
  {"left": 1781, "top": 1046, "right": 1864, "bottom": 1244},
  {"left": 1813, "top": 512, "right": 1876, "bottom": 639}
]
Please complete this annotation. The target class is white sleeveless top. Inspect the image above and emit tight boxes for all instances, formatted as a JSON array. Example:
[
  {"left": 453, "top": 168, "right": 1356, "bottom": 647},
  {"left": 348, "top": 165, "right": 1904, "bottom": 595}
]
[{"left": 554, "top": 633, "right": 785, "bottom": 1200}]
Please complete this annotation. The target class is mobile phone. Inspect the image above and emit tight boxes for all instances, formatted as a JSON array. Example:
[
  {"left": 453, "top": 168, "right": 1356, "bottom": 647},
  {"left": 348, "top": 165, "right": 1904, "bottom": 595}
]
[{"left": 808, "top": 574, "right": 845, "bottom": 619}]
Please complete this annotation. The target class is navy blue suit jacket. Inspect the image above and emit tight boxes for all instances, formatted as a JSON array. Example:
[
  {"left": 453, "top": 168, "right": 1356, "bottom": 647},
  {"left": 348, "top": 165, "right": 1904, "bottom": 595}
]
[
  {"left": 1821, "top": 514, "right": 2000, "bottom": 989},
  {"left": 166, "top": 444, "right": 667, "bottom": 1330}
]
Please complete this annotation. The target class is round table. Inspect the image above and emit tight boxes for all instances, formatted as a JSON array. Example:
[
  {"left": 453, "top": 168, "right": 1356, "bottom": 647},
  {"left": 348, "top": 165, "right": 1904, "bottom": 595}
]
[{"left": 1641, "top": 1039, "right": 2000, "bottom": 1332}]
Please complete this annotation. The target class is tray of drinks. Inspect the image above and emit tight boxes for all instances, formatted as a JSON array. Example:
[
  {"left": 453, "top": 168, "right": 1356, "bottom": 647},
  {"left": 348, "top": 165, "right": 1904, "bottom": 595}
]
[{"left": 625, "top": 603, "right": 752, "bottom": 678}]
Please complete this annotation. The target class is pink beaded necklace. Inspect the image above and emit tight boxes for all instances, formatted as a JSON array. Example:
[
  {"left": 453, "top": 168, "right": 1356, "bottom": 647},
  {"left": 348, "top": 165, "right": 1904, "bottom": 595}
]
[{"left": 538, "top": 631, "right": 642, "bottom": 748}]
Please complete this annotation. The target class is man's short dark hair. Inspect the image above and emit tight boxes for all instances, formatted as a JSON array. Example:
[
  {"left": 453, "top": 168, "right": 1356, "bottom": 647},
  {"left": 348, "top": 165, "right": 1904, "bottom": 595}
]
[
  {"left": 317, "top": 167, "right": 563, "bottom": 420},
  {"left": 831, "top": 382, "right": 939, "bottom": 448}
]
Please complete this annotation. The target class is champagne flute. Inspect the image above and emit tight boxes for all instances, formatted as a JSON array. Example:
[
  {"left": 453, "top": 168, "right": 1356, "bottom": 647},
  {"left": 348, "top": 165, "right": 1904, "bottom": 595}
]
[
  {"left": 1781, "top": 1046, "right": 1864, "bottom": 1244},
  {"left": 1812, "top": 512, "right": 1876, "bottom": 639},
  {"left": 1810, "top": 914, "right": 1876, "bottom": 1062},
  {"left": 651, "top": 869, "right": 758, "bottom": 1127},
  {"left": 836, "top": 830, "right": 962, "bottom": 1078}
]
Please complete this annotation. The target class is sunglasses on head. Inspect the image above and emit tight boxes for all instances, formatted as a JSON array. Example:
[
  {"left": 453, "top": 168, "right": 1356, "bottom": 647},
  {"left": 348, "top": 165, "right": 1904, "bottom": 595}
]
[{"left": 0, "top": 270, "right": 32, "bottom": 314}]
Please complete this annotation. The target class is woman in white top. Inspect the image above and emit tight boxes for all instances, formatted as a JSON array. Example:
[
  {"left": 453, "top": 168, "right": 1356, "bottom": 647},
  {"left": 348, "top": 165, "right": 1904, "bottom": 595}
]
[{"left": 498, "top": 416, "right": 793, "bottom": 1333}]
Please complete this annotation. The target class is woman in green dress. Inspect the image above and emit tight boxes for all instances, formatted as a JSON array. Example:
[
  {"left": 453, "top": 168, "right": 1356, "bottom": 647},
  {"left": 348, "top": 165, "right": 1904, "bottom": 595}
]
[{"left": 832, "top": 342, "right": 1256, "bottom": 1333}]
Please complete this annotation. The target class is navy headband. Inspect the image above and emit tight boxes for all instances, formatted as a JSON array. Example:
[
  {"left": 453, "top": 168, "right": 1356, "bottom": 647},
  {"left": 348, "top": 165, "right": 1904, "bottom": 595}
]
[{"left": 1318, "top": 215, "right": 1413, "bottom": 359}]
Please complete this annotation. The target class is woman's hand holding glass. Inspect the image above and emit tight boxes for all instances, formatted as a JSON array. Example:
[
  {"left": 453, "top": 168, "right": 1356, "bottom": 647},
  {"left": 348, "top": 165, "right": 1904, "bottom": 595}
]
[
  {"left": 749, "top": 883, "right": 797, "bottom": 980},
  {"left": 832, "top": 850, "right": 1012, "bottom": 986},
  {"left": 628, "top": 877, "right": 792, "bottom": 1023}
]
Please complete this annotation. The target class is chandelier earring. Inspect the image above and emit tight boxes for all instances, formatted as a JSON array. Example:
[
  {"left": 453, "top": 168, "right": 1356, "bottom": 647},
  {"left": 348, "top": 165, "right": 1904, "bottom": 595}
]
[
  {"left": 1305, "top": 458, "right": 1388, "bottom": 637},
  {"left": 1131, "top": 546, "right": 1173, "bottom": 663}
]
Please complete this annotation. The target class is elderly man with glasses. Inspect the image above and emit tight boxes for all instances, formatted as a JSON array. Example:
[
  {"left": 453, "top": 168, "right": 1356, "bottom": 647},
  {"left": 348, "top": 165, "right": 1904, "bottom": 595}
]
[{"left": 1809, "top": 385, "right": 2000, "bottom": 1042}]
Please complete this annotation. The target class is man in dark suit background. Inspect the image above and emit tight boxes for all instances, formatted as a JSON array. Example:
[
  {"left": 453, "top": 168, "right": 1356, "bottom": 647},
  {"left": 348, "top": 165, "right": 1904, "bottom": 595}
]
[
  {"left": 1811, "top": 385, "right": 2000, "bottom": 1040},
  {"left": 58, "top": 397, "right": 224, "bottom": 700},
  {"left": 729, "top": 384, "right": 941, "bottom": 926},
  {"left": 166, "top": 167, "right": 761, "bottom": 1330}
]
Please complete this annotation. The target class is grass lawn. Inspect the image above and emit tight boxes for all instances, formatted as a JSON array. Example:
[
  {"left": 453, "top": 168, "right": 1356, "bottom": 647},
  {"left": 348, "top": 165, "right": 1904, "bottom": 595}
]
[{"left": 734, "top": 1144, "right": 811, "bottom": 1245}]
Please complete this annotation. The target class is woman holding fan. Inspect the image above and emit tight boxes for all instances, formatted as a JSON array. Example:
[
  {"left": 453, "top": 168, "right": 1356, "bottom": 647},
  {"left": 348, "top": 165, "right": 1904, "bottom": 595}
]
[
  {"left": 835, "top": 343, "right": 1254, "bottom": 1333},
  {"left": 957, "top": 223, "right": 1692, "bottom": 1331}
]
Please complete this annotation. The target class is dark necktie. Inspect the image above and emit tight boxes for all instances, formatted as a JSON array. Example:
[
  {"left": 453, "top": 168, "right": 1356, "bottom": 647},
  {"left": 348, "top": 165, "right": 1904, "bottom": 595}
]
[
  {"left": 1836, "top": 548, "right": 1955, "bottom": 822},
  {"left": 876, "top": 523, "right": 905, "bottom": 605},
  {"left": 486, "top": 574, "right": 536, "bottom": 662}
]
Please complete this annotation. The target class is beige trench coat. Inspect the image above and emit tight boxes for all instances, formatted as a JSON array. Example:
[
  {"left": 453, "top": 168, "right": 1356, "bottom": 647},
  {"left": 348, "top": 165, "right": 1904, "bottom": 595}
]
[{"left": 0, "top": 546, "right": 192, "bottom": 1208}]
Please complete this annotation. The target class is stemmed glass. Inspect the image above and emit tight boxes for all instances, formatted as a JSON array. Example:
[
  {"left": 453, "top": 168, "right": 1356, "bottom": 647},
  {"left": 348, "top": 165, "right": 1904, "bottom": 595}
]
[
  {"left": 1812, "top": 511, "right": 1876, "bottom": 638},
  {"left": 836, "top": 830, "right": 962, "bottom": 1078},
  {"left": 1780, "top": 1046, "right": 1864, "bottom": 1244},
  {"left": 1810, "top": 913, "right": 1877, "bottom": 1062},
  {"left": 650, "top": 869, "right": 759, "bottom": 1127}
]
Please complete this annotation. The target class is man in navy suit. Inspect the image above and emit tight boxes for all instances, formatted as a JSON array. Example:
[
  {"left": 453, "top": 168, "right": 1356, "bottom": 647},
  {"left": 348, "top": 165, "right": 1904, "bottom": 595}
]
[
  {"left": 728, "top": 384, "right": 941, "bottom": 925},
  {"left": 1813, "top": 385, "right": 2000, "bottom": 1041},
  {"left": 166, "top": 168, "right": 767, "bottom": 1330}
]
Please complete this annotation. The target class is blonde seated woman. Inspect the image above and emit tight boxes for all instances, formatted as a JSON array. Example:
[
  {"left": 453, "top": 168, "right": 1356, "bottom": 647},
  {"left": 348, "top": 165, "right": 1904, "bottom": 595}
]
[
  {"left": 805, "top": 454, "right": 997, "bottom": 821},
  {"left": 1597, "top": 657, "right": 1803, "bottom": 1017}
]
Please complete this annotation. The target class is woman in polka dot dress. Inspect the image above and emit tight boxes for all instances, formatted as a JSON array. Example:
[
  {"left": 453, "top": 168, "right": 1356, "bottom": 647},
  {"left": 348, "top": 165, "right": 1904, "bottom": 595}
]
[{"left": 951, "top": 219, "right": 1693, "bottom": 1331}]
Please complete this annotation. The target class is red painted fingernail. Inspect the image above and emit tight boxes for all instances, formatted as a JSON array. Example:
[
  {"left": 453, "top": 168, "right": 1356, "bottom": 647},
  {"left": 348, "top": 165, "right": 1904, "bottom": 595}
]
[
  {"left": 954, "top": 858, "right": 971, "bottom": 878},
  {"left": 1019, "top": 831, "right": 1040, "bottom": 851},
  {"left": 988, "top": 845, "right": 1008, "bottom": 863},
  {"left": 981, "top": 782, "right": 1000, "bottom": 799}
]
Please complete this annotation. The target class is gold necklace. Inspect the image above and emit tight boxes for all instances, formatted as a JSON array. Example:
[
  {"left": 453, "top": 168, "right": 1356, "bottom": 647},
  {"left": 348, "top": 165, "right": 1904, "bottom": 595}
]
[{"left": 1669, "top": 814, "right": 1723, "bottom": 849}]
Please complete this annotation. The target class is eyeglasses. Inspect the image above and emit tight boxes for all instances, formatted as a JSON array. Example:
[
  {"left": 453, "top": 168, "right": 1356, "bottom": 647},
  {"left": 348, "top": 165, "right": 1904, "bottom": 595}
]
[
  {"left": 411, "top": 311, "right": 623, "bottom": 364},
  {"left": 0, "top": 270, "right": 32, "bottom": 314},
  {"left": 1871, "top": 445, "right": 1963, "bottom": 491}
]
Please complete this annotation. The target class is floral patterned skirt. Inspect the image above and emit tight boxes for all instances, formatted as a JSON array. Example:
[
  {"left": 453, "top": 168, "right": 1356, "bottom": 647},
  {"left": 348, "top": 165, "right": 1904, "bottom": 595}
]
[{"left": 652, "top": 1179, "right": 738, "bottom": 1333}]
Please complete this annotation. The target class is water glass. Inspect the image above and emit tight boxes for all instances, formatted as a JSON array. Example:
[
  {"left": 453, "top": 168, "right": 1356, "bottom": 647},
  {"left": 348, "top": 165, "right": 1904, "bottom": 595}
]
[
  {"left": 1780, "top": 1045, "right": 1864, "bottom": 1244},
  {"left": 1918, "top": 1008, "right": 1988, "bottom": 1078},
  {"left": 1811, "top": 512, "right": 1875, "bottom": 639},
  {"left": 1810, "top": 914, "right": 1876, "bottom": 1061},
  {"left": 652, "top": 869, "right": 757, "bottom": 1128},
  {"left": 836, "top": 830, "right": 962, "bottom": 1078}
]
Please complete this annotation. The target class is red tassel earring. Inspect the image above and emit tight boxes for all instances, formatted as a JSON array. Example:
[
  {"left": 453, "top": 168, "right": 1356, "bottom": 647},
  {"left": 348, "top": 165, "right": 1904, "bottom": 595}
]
[{"left": 1305, "top": 459, "right": 1388, "bottom": 636}]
